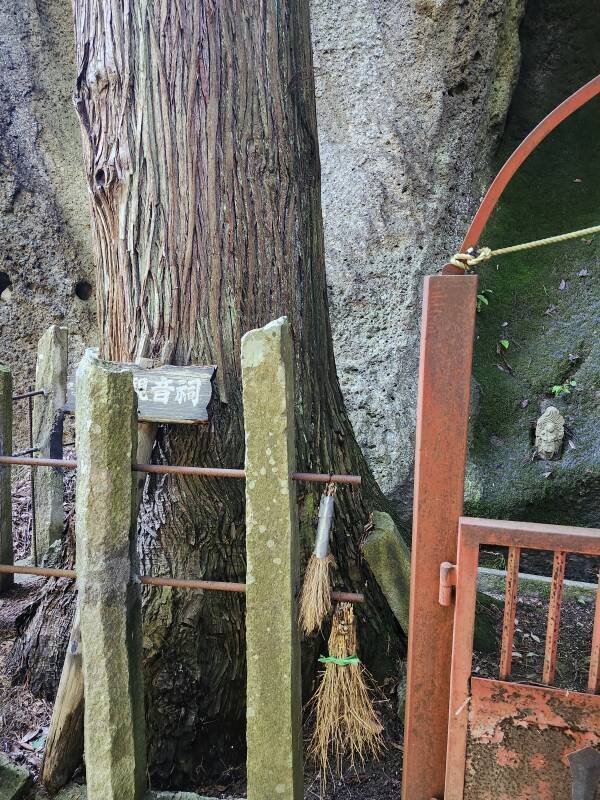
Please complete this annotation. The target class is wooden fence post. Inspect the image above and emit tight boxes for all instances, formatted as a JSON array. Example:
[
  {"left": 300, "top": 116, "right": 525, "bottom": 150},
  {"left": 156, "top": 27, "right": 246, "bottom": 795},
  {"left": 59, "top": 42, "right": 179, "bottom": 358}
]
[
  {"left": 0, "top": 364, "right": 13, "bottom": 592},
  {"left": 33, "top": 325, "right": 68, "bottom": 558},
  {"left": 242, "top": 317, "right": 303, "bottom": 800},
  {"left": 402, "top": 275, "right": 478, "bottom": 800},
  {"left": 75, "top": 351, "right": 146, "bottom": 800}
]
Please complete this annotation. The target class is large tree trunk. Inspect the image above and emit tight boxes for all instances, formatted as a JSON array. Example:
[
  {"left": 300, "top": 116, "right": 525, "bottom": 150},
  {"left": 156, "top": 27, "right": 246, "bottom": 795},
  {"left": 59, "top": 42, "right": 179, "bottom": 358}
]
[{"left": 14, "top": 0, "right": 402, "bottom": 787}]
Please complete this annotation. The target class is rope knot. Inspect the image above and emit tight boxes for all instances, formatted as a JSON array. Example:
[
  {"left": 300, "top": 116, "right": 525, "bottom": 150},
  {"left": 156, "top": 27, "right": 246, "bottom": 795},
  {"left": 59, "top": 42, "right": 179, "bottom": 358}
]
[{"left": 449, "top": 246, "right": 493, "bottom": 270}]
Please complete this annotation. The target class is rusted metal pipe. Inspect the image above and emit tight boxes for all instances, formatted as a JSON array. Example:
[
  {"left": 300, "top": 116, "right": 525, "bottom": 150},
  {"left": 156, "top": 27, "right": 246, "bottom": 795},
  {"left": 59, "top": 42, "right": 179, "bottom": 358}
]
[
  {"left": 0, "top": 456, "right": 77, "bottom": 469},
  {"left": 28, "top": 386, "right": 37, "bottom": 567},
  {"left": 291, "top": 471, "right": 362, "bottom": 486},
  {"left": 0, "top": 563, "right": 364, "bottom": 602},
  {"left": 0, "top": 455, "right": 361, "bottom": 485},
  {"left": 139, "top": 575, "right": 246, "bottom": 593},
  {"left": 0, "top": 564, "right": 76, "bottom": 580},
  {"left": 11, "top": 447, "right": 40, "bottom": 457},
  {"left": 12, "top": 389, "right": 45, "bottom": 402},
  {"left": 137, "top": 463, "right": 245, "bottom": 479}
]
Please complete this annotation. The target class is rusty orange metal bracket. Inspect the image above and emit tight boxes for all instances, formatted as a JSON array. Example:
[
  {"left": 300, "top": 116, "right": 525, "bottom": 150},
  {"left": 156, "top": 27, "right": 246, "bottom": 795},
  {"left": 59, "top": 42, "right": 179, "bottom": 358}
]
[
  {"left": 444, "top": 73, "right": 600, "bottom": 275},
  {"left": 439, "top": 562, "right": 457, "bottom": 607}
]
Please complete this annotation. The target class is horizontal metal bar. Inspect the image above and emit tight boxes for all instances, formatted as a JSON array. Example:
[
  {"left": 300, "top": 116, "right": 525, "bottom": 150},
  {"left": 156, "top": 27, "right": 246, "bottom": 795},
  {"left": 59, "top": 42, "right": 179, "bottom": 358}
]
[
  {"left": 0, "top": 564, "right": 364, "bottom": 602},
  {"left": 460, "top": 516, "right": 600, "bottom": 556},
  {"left": 0, "top": 564, "right": 76, "bottom": 579},
  {"left": 0, "top": 455, "right": 361, "bottom": 485},
  {"left": 11, "top": 447, "right": 40, "bottom": 457},
  {"left": 137, "top": 463, "right": 245, "bottom": 479},
  {"left": 291, "top": 471, "right": 362, "bottom": 485},
  {"left": 0, "top": 456, "right": 77, "bottom": 469},
  {"left": 12, "top": 390, "right": 45, "bottom": 401},
  {"left": 139, "top": 575, "right": 246, "bottom": 593},
  {"left": 331, "top": 590, "right": 365, "bottom": 603}
]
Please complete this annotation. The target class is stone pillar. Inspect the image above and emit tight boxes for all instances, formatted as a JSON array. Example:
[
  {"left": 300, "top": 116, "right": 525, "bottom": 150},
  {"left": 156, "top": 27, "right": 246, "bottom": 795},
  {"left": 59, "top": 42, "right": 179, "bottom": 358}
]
[
  {"left": 75, "top": 350, "right": 146, "bottom": 800},
  {"left": 242, "top": 317, "right": 303, "bottom": 800},
  {"left": 34, "top": 325, "right": 68, "bottom": 558},
  {"left": 0, "top": 364, "right": 13, "bottom": 592}
]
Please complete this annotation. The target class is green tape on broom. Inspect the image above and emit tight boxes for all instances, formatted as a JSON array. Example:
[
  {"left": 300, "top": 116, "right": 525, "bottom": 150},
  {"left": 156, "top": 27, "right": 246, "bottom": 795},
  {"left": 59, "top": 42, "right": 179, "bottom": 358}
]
[{"left": 318, "top": 654, "right": 361, "bottom": 666}]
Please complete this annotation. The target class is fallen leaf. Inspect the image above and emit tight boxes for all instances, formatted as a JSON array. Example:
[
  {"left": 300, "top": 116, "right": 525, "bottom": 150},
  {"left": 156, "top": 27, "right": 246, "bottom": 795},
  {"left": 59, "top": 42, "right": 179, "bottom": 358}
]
[
  {"left": 577, "top": 268, "right": 589, "bottom": 277},
  {"left": 559, "top": 279, "right": 567, "bottom": 290},
  {"left": 520, "top": 398, "right": 530, "bottom": 409}
]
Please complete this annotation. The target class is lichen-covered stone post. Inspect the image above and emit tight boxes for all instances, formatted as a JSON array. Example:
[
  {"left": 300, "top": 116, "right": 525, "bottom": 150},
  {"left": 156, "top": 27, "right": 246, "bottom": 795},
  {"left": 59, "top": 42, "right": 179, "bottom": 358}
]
[
  {"left": 242, "top": 317, "right": 303, "bottom": 800},
  {"left": 0, "top": 364, "right": 13, "bottom": 592},
  {"left": 75, "top": 350, "right": 146, "bottom": 800},
  {"left": 34, "top": 325, "right": 68, "bottom": 557}
]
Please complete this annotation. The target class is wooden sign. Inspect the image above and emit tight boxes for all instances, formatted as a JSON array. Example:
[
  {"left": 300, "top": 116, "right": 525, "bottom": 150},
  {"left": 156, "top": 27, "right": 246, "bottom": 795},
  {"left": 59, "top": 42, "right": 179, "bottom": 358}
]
[{"left": 65, "top": 364, "right": 216, "bottom": 425}]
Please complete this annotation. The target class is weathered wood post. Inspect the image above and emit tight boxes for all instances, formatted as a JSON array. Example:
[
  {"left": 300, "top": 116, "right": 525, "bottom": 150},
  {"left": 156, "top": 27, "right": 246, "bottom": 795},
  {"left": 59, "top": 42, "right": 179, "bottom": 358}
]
[
  {"left": 242, "top": 317, "right": 303, "bottom": 800},
  {"left": 33, "top": 325, "right": 68, "bottom": 558},
  {"left": 0, "top": 364, "right": 13, "bottom": 591},
  {"left": 75, "top": 350, "right": 146, "bottom": 800}
]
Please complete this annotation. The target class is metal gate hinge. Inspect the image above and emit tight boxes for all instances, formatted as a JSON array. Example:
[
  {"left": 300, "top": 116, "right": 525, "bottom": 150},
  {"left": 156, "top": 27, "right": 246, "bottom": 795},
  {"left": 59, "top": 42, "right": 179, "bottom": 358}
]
[{"left": 439, "top": 561, "right": 457, "bottom": 606}]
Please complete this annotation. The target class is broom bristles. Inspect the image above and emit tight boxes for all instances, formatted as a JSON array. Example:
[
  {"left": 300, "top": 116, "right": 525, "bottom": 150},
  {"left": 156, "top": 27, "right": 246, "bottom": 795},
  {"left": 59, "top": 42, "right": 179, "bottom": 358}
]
[
  {"left": 308, "top": 603, "right": 384, "bottom": 791},
  {"left": 299, "top": 553, "right": 334, "bottom": 636}
]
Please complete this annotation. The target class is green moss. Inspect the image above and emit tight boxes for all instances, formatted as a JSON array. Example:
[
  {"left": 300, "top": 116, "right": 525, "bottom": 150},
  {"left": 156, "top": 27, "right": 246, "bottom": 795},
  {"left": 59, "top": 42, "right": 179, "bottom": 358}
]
[{"left": 467, "top": 0, "right": 600, "bottom": 527}]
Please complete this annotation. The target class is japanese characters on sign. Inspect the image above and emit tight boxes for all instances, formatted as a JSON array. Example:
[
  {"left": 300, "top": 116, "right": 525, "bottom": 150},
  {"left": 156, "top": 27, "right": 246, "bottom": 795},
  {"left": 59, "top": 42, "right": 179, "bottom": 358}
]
[{"left": 64, "top": 364, "right": 216, "bottom": 424}]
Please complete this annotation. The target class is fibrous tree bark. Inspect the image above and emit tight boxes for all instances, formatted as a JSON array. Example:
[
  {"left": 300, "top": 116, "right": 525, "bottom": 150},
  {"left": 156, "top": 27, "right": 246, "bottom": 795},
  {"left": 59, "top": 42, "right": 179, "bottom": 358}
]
[{"left": 19, "top": 0, "right": 403, "bottom": 787}]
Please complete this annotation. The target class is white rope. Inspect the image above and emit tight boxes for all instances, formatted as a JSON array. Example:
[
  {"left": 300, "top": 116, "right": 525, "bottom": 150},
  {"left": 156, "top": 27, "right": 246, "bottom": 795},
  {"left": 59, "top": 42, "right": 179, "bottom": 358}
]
[{"left": 450, "top": 223, "right": 600, "bottom": 269}]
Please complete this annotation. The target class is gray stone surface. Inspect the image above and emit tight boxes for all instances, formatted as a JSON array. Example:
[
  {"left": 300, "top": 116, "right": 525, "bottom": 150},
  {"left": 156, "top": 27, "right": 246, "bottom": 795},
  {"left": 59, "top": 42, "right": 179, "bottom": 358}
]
[
  {"left": 362, "top": 511, "right": 411, "bottom": 634},
  {"left": 75, "top": 351, "right": 146, "bottom": 800},
  {"left": 0, "top": 754, "right": 29, "bottom": 799},
  {"left": 0, "top": 0, "right": 95, "bottom": 446},
  {"left": 311, "top": 0, "right": 525, "bottom": 504},
  {"left": 33, "top": 325, "right": 68, "bottom": 556},
  {"left": 0, "top": 364, "right": 13, "bottom": 592},
  {"left": 242, "top": 318, "right": 303, "bottom": 800}
]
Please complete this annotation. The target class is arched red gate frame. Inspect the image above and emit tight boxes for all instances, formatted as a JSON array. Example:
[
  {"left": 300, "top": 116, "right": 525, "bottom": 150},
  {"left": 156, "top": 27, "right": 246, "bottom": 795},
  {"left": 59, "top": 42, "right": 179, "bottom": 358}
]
[{"left": 402, "top": 74, "right": 600, "bottom": 800}]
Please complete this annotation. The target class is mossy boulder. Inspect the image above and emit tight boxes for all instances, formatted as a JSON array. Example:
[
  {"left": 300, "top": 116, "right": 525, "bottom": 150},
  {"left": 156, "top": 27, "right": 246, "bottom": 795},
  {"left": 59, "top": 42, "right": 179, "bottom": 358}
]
[{"left": 0, "top": 754, "right": 30, "bottom": 800}]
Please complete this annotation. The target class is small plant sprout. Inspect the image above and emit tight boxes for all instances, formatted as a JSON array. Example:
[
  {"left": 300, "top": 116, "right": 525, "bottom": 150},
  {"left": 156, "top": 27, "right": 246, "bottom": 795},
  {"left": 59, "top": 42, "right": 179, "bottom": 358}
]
[
  {"left": 500, "top": 339, "right": 509, "bottom": 350},
  {"left": 550, "top": 379, "right": 577, "bottom": 398},
  {"left": 476, "top": 289, "right": 493, "bottom": 313}
]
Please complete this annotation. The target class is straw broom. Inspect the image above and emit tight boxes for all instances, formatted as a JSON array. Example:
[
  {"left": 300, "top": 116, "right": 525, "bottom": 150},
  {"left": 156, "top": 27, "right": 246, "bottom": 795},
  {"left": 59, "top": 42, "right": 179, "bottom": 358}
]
[
  {"left": 299, "top": 483, "right": 336, "bottom": 635},
  {"left": 308, "top": 602, "right": 384, "bottom": 789}
]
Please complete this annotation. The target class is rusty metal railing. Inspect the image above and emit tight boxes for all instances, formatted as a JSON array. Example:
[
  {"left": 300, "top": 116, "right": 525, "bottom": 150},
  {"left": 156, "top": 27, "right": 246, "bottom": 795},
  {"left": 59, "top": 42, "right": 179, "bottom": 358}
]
[
  {"left": 0, "top": 562, "right": 364, "bottom": 603},
  {"left": 0, "top": 454, "right": 362, "bottom": 485},
  {"left": 0, "top": 453, "right": 363, "bottom": 600},
  {"left": 442, "top": 516, "right": 600, "bottom": 800}
]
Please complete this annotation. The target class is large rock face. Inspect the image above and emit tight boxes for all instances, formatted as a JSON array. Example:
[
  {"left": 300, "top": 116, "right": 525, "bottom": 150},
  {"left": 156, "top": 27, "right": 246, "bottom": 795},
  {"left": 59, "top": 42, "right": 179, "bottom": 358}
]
[
  {"left": 2, "top": 0, "right": 598, "bottom": 535},
  {"left": 311, "top": 0, "right": 524, "bottom": 507},
  {"left": 464, "top": 0, "right": 600, "bottom": 529},
  {"left": 0, "top": 0, "right": 95, "bottom": 440}
]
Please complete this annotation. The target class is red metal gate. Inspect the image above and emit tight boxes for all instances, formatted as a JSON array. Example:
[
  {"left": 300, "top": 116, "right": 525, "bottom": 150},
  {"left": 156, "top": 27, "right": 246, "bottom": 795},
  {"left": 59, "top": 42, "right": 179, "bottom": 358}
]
[
  {"left": 401, "top": 73, "right": 600, "bottom": 800},
  {"left": 444, "top": 518, "right": 600, "bottom": 800}
]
